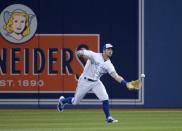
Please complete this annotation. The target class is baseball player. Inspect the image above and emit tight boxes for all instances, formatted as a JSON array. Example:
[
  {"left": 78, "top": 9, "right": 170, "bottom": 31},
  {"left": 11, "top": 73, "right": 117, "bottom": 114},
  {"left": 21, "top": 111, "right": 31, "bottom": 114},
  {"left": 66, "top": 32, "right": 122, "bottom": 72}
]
[{"left": 57, "top": 43, "right": 140, "bottom": 123}]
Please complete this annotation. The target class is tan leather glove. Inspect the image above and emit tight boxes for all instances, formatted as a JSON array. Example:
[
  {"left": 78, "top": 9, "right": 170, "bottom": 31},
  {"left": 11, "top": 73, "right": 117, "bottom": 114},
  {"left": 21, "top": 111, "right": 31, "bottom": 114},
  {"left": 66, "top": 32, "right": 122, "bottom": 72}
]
[{"left": 127, "top": 80, "right": 141, "bottom": 90}]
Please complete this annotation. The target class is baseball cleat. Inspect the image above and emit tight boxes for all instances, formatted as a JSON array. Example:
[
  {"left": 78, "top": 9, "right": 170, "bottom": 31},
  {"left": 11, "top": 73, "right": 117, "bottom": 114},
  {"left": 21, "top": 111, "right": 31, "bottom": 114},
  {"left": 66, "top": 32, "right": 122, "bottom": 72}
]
[
  {"left": 57, "top": 96, "right": 65, "bottom": 112},
  {"left": 106, "top": 116, "right": 118, "bottom": 123}
]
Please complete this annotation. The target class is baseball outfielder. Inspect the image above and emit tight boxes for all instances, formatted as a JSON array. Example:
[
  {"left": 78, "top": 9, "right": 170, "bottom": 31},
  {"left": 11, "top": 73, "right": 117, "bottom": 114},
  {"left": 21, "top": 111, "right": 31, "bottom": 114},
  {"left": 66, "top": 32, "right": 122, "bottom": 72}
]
[{"left": 57, "top": 43, "right": 140, "bottom": 123}]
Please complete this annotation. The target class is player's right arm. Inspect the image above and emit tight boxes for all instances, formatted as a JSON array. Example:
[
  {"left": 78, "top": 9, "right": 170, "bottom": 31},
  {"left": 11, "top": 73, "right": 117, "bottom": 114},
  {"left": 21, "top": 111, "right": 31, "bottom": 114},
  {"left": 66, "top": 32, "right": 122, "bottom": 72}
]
[{"left": 76, "top": 49, "right": 95, "bottom": 60}]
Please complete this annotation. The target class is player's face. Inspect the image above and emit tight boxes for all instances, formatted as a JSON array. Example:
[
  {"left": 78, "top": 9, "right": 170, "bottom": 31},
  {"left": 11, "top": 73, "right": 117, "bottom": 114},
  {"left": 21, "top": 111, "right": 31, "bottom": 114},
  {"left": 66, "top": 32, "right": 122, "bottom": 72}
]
[{"left": 105, "top": 48, "right": 113, "bottom": 58}]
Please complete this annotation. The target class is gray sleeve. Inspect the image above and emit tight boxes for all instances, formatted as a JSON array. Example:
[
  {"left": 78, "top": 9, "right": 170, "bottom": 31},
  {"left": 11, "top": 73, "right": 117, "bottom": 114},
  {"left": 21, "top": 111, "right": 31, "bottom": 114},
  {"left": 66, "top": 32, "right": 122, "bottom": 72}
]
[
  {"left": 107, "top": 62, "right": 116, "bottom": 74},
  {"left": 82, "top": 50, "right": 96, "bottom": 61}
]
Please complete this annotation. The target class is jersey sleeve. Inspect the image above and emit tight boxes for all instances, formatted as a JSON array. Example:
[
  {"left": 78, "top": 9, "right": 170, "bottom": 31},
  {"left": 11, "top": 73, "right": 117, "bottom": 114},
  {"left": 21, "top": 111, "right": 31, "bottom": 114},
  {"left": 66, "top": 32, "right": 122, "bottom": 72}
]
[
  {"left": 106, "top": 62, "right": 116, "bottom": 74},
  {"left": 82, "top": 50, "right": 96, "bottom": 60}
]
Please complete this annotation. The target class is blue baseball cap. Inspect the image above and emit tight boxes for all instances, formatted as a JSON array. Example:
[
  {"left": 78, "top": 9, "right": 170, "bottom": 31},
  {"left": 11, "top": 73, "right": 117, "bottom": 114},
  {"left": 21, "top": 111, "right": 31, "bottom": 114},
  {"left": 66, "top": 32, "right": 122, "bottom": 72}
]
[{"left": 103, "top": 43, "right": 114, "bottom": 50}]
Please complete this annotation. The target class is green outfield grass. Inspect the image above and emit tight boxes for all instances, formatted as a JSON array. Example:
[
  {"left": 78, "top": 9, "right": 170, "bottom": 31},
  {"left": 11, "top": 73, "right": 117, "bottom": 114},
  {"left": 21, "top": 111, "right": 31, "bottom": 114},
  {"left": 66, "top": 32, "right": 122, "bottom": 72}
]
[{"left": 0, "top": 109, "right": 182, "bottom": 131}]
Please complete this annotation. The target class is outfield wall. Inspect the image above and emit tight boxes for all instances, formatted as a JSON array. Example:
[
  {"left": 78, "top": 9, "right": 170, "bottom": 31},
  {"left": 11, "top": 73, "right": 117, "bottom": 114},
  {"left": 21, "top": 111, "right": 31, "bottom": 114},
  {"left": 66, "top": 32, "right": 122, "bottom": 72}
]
[
  {"left": 144, "top": 0, "right": 182, "bottom": 108},
  {"left": 0, "top": 0, "right": 182, "bottom": 108}
]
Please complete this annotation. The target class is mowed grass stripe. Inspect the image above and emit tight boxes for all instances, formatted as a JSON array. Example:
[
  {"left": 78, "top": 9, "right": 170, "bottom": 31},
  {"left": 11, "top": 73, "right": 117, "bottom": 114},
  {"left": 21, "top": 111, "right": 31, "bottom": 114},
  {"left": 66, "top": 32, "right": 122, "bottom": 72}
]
[
  {"left": 1, "top": 127, "right": 182, "bottom": 131},
  {"left": 0, "top": 109, "right": 182, "bottom": 131}
]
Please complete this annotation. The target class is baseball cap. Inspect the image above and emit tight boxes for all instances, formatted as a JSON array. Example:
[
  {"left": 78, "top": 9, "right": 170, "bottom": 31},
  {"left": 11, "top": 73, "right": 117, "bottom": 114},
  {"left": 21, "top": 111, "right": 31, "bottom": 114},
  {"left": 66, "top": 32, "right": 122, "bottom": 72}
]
[{"left": 103, "top": 43, "right": 114, "bottom": 50}]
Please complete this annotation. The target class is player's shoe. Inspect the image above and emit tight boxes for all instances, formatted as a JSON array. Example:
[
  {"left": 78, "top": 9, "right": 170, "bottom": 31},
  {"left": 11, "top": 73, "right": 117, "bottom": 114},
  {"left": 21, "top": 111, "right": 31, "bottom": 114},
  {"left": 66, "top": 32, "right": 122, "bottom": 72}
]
[
  {"left": 57, "top": 96, "right": 65, "bottom": 112},
  {"left": 106, "top": 116, "right": 118, "bottom": 123}
]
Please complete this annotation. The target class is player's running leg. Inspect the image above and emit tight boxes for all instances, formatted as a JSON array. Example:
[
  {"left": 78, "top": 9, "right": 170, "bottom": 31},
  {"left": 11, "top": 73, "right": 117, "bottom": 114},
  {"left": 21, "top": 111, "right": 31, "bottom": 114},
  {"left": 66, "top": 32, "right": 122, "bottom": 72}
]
[
  {"left": 92, "top": 80, "right": 118, "bottom": 123},
  {"left": 57, "top": 78, "right": 92, "bottom": 111},
  {"left": 57, "top": 96, "right": 72, "bottom": 112}
]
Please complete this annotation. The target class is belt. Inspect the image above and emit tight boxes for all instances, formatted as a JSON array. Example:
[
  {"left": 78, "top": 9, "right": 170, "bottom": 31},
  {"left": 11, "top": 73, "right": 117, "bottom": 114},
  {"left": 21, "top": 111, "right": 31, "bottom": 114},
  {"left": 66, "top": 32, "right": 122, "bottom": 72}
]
[{"left": 84, "top": 77, "right": 97, "bottom": 82}]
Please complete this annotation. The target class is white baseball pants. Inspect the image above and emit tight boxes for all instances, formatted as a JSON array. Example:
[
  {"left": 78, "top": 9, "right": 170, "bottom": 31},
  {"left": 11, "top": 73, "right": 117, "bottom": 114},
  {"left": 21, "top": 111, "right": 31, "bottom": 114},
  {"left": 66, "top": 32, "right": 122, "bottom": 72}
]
[{"left": 72, "top": 77, "right": 109, "bottom": 105}]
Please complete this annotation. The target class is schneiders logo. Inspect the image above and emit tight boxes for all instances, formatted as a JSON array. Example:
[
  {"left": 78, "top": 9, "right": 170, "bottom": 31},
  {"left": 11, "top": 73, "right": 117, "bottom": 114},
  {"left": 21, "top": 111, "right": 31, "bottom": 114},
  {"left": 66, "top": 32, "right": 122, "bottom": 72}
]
[
  {"left": 0, "top": 4, "right": 37, "bottom": 44},
  {"left": 0, "top": 35, "right": 99, "bottom": 91},
  {"left": 0, "top": 46, "right": 87, "bottom": 76}
]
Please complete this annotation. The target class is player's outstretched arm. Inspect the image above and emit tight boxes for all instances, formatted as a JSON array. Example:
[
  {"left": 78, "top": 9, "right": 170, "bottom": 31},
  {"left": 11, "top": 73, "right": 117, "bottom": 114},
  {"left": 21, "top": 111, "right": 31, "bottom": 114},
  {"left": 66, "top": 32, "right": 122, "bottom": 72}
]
[
  {"left": 110, "top": 71, "right": 140, "bottom": 90},
  {"left": 110, "top": 71, "right": 124, "bottom": 83},
  {"left": 76, "top": 49, "right": 94, "bottom": 60},
  {"left": 76, "top": 50, "right": 85, "bottom": 57}
]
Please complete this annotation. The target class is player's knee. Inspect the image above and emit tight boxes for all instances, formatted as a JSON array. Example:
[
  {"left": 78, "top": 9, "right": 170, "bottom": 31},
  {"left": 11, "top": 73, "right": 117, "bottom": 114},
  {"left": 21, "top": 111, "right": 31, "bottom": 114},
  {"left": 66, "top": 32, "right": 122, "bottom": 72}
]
[
  {"left": 102, "top": 98, "right": 109, "bottom": 102},
  {"left": 100, "top": 96, "right": 109, "bottom": 101}
]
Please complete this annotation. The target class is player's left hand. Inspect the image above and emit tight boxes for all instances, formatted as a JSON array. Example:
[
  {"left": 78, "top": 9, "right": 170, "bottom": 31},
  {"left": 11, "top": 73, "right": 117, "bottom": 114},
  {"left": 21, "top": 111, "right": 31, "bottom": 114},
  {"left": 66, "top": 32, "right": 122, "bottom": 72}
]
[{"left": 127, "top": 80, "right": 141, "bottom": 90}]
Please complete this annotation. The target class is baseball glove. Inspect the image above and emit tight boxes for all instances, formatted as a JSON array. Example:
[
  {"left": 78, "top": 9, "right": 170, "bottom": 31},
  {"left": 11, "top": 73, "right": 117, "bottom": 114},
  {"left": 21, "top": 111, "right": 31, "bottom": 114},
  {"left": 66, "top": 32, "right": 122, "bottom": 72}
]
[{"left": 127, "top": 80, "right": 141, "bottom": 90}]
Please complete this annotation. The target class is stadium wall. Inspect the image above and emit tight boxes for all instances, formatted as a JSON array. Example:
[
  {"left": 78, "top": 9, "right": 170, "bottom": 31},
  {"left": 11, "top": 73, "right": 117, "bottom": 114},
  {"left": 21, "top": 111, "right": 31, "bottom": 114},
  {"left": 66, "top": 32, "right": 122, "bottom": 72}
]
[{"left": 0, "top": 0, "right": 181, "bottom": 108}]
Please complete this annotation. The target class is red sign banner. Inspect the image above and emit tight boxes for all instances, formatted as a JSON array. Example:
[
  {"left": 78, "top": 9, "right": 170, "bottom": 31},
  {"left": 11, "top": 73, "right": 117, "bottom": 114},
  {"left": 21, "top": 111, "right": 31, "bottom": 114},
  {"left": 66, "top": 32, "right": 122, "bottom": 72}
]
[{"left": 0, "top": 34, "right": 99, "bottom": 92}]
